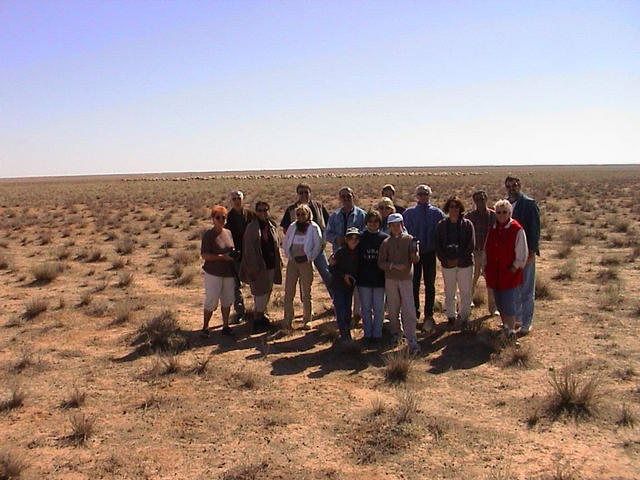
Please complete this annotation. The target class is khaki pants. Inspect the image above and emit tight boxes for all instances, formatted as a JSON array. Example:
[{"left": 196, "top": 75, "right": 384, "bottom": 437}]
[
  {"left": 385, "top": 278, "right": 417, "bottom": 344},
  {"left": 284, "top": 260, "right": 314, "bottom": 326},
  {"left": 442, "top": 265, "right": 473, "bottom": 321},
  {"left": 472, "top": 250, "right": 496, "bottom": 314}
]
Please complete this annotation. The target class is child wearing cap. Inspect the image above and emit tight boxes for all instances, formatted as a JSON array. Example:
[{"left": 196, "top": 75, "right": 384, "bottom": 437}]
[
  {"left": 377, "top": 213, "right": 421, "bottom": 353},
  {"left": 329, "top": 227, "right": 361, "bottom": 342}
]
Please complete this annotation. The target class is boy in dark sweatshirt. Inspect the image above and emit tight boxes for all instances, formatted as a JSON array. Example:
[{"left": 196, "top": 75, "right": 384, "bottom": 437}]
[{"left": 329, "top": 227, "right": 361, "bottom": 341}]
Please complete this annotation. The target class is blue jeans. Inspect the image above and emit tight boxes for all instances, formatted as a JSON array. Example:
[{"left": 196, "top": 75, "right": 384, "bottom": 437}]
[
  {"left": 333, "top": 288, "right": 353, "bottom": 341},
  {"left": 516, "top": 258, "right": 536, "bottom": 328},
  {"left": 358, "top": 286, "right": 385, "bottom": 338},
  {"left": 313, "top": 250, "right": 333, "bottom": 297}
]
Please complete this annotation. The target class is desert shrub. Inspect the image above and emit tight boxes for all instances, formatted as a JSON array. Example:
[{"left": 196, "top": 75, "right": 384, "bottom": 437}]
[
  {"left": 139, "top": 310, "right": 184, "bottom": 352},
  {"left": 609, "top": 236, "right": 626, "bottom": 248},
  {"left": 547, "top": 368, "right": 600, "bottom": 419},
  {"left": 39, "top": 231, "right": 52, "bottom": 245},
  {"left": 55, "top": 247, "right": 70, "bottom": 260},
  {"left": 368, "top": 397, "right": 386, "bottom": 417},
  {"left": 170, "top": 263, "right": 184, "bottom": 279},
  {"left": 110, "top": 257, "right": 126, "bottom": 270},
  {"left": 395, "top": 389, "right": 417, "bottom": 424},
  {"left": 497, "top": 344, "right": 532, "bottom": 368},
  {"left": 87, "top": 299, "right": 109, "bottom": 317},
  {"left": 597, "top": 267, "right": 619, "bottom": 281},
  {"left": 68, "top": 413, "right": 96, "bottom": 445},
  {"left": 233, "top": 368, "right": 260, "bottom": 389},
  {"left": 77, "top": 291, "right": 92, "bottom": 307},
  {"left": 599, "top": 254, "right": 621, "bottom": 266},
  {"left": 188, "top": 354, "right": 211, "bottom": 375},
  {"left": 613, "top": 218, "right": 630, "bottom": 233},
  {"left": 0, "top": 386, "right": 26, "bottom": 412},
  {"left": 598, "top": 283, "right": 623, "bottom": 311},
  {"left": 0, "top": 449, "right": 27, "bottom": 480},
  {"left": 561, "top": 227, "right": 584, "bottom": 246},
  {"left": 111, "top": 301, "right": 133, "bottom": 325},
  {"left": 116, "top": 271, "right": 134, "bottom": 288},
  {"left": 175, "top": 268, "right": 197, "bottom": 286},
  {"left": 60, "top": 387, "right": 86, "bottom": 409},
  {"left": 628, "top": 245, "right": 640, "bottom": 262},
  {"left": 151, "top": 355, "right": 180, "bottom": 376},
  {"left": 23, "top": 297, "right": 48, "bottom": 320},
  {"left": 172, "top": 249, "right": 198, "bottom": 266},
  {"left": 84, "top": 248, "right": 104, "bottom": 262},
  {"left": 384, "top": 349, "right": 413, "bottom": 383},
  {"left": 552, "top": 258, "right": 576, "bottom": 281},
  {"left": 0, "top": 253, "right": 9, "bottom": 270},
  {"left": 31, "top": 261, "right": 63, "bottom": 284},
  {"left": 617, "top": 404, "right": 637, "bottom": 427},
  {"left": 222, "top": 462, "right": 269, "bottom": 480},
  {"left": 115, "top": 236, "right": 134, "bottom": 255},
  {"left": 535, "top": 276, "right": 555, "bottom": 300},
  {"left": 13, "top": 348, "right": 34, "bottom": 372}
]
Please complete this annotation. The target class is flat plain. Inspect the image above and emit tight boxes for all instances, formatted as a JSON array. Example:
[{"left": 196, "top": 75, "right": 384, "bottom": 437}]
[{"left": 1, "top": 165, "right": 639, "bottom": 480}]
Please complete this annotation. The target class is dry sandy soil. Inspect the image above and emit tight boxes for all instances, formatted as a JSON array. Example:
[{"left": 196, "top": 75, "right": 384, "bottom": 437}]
[{"left": 1, "top": 165, "right": 639, "bottom": 480}]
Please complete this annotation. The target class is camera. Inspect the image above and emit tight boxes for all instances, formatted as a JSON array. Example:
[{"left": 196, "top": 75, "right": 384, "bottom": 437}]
[{"left": 445, "top": 243, "right": 459, "bottom": 257}]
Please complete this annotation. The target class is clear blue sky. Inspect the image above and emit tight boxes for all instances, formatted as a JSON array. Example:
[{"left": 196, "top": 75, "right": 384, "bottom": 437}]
[{"left": 1, "top": 1, "right": 638, "bottom": 177}]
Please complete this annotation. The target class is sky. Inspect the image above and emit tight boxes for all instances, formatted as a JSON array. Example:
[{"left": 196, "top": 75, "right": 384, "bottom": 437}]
[{"left": 1, "top": 1, "right": 639, "bottom": 178}]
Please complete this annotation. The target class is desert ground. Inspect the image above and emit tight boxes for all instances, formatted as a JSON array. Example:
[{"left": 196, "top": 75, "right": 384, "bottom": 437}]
[{"left": 1, "top": 165, "right": 639, "bottom": 480}]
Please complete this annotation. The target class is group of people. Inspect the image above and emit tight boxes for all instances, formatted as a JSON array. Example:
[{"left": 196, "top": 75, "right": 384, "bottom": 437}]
[{"left": 199, "top": 176, "right": 540, "bottom": 352}]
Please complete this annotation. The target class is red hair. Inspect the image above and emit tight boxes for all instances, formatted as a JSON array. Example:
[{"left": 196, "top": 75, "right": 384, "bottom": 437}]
[{"left": 211, "top": 205, "right": 228, "bottom": 218}]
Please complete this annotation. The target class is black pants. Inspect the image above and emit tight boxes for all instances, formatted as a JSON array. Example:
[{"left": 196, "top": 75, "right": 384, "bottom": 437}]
[{"left": 412, "top": 251, "right": 436, "bottom": 319}]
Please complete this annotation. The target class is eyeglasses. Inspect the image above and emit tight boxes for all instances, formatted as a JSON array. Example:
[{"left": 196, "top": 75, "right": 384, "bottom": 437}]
[
  {"left": 231, "top": 197, "right": 242, "bottom": 201},
  {"left": 256, "top": 209, "right": 269, "bottom": 213},
  {"left": 214, "top": 215, "right": 227, "bottom": 220},
  {"left": 496, "top": 210, "right": 509, "bottom": 215}
]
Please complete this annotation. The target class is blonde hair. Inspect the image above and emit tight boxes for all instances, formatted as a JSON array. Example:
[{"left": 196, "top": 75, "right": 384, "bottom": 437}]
[
  {"left": 377, "top": 197, "right": 395, "bottom": 212},
  {"left": 295, "top": 204, "right": 312, "bottom": 222},
  {"left": 493, "top": 199, "right": 512, "bottom": 213}
]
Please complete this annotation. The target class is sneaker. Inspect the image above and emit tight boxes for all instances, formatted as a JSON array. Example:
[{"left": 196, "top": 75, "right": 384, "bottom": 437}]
[
  {"left": 422, "top": 317, "right": 436, "bottom": 335},
  {"left": 490, "top": 310, "right": 500, "bottom": 317},
  {"left": 519, "top": 323, "right": 532, "bottom": 335},
  {"left": 221, "top": 325, "right": 234, "bottom": 337},
  {"left": 302, "top": 321, "right": 312, "bottom": 331},
  {"left": 229, "top": 313, "right": 242, "bottom": 325}
]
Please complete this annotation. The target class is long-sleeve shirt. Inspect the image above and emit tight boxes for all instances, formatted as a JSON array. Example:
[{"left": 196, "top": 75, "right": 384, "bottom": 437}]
[
  {"left": 402, "top": 203, "right": 445, "bottom": 254},
  {"left": 377, "top": 233, "right": 420, "bottom": 281},
  {"left": 464, "top": 208, "right": 496, "bottom": 251},
  {"left": 329, "top": 246, "right": 360, "bottom": 291},
  {"left": 434, "top": 217, "right": 475, "bottom": 268},
  {"left": 325, "top": 206, "right": 366, "bottom": 253},
  {"left": 357, "top": 230, "right": 388, "bottom": 288}
]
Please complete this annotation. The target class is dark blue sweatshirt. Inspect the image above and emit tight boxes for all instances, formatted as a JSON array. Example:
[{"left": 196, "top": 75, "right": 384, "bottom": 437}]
[{"left": 356, "top": 230, "right": 388, "bottom": 288}]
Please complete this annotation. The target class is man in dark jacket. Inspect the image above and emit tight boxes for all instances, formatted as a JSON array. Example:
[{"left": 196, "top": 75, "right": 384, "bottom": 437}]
[
  {"left": 225, "top": 190, "right": 254, "bottom": 323},
  {"left": 506, "top": 176, "right": 540, "bottom": 335}
]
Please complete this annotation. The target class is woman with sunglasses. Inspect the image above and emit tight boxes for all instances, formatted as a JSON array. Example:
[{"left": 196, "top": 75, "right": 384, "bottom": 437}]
[
  {"left": 435, "top": 196, "right": 476, "bottom": 330},
  {"left": 282, "top": 204, "right": 323, "bottom": 330},
  {"left": 377, "top": 197, "right": 396, "bottom": 235},
  {"left": 200, "top": 205, "right": 238, "bottom": 337},
  {"left": 484, "top": 199, "right": 529, "bottom": 341},
  {"left": 240, "top": 201, "right": 282, "bottom": 333}
]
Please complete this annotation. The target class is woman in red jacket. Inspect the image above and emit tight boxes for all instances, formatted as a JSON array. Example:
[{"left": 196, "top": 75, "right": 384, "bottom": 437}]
[{"left": 484, "top": 200, "right": 529, "bottom": 339}]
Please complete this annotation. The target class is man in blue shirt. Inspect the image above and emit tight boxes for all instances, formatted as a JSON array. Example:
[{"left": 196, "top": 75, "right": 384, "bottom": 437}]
[
  {"left": 402, "top": 184, "right": 445, "bottom": 334},
  {"left": 506, "top": 175, "right": 540, "bottom": 335},
  {"left": 325, "top": 187, "right": 366, "bottom": 253}
]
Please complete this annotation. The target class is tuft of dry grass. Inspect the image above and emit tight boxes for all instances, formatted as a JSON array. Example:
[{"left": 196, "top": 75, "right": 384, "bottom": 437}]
[
  {"left": 497, "top": 344, "right": 532, "bottom": 368},
  {"left": 0, "top": 449, "right": 27, "bottom": 480},
  {"left": 552, "top": 258, "right": 576, "bottom": 281},
  {"left": 234, "top": 368, "right": 260, "bottom": 389},
  {"left": 110, "top": 257, "right": 126, "bottom": 270},
  {"left": 188, "top": 354, "right": 211, "bottom": 375},
  {"left": 0, "top": 386, "right": 26, "bottom": 412},
  {"left": 222, "top": 461, "right": 269, "bottom": 480},
  {"left": 368, "top": 396, "right": 386, "bottom": 417},
  {"left": 547, "top": 368, "right": 601, "bottom": 419},
  {"left": 617, "top": 403, "right": 637, "bottom": 428},
  {"left": 175, "top": 268, "right": 197, "bottom": 286},
  {"left": 60, "top": 387, "right": 86, "bottom": 409},
  {"left": 68, "top": 412, "right": 96, "bottom": 445},
  {"left": 395, "top": 388, "right": 418, "bottom": 424},
  {"left": 115, "top": 236, "right": 134, "bottom": 255},
  {"left": 31, "top": 261, "right": 63, "bottom": 284},
  {"left": 384, "top": 348, "right": 413, "bottom": 383},
  {"left": 535, "top": 276, "right": 555, "bottom": 300},
  {"left": 597, "top": 282, "right": 623, "bottom": 311},
  {"left": 0, "top": 253, "right": 10, "bottom": 270},
  {"left": 151, "top": 354, "right": 180, "bottom": 376},
  {"left": 139, "top": 310, "right": 184, "bottom": 353},
  {"left": 76, "top": 290, "right": 92, "bottom": 307},
  {"left": 111, "top": 301, "right": 133, "bottom": 326},
  {"left": 23, "top": 297, "right": 48, "bottom": 320},
  {"left": 116, "top": 271, "right": 134, "bottom": 288},
  {"left": 13, "top": 348, "right": 35, "bottom": 372}
]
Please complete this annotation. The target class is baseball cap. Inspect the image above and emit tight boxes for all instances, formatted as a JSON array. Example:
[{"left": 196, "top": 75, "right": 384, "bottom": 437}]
[{"left": 387, "top": 213, "right": 404, "bottom": 224}]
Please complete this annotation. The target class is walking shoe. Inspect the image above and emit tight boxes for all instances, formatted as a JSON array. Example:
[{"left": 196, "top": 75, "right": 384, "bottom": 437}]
[
  {"left": 221, "top": 325, "right": 234, "bottom": 337},
  {"left": 302, "top": 321, "right": 312, "bottom": 331},
  {"left": 490, "top": 310, "right": 500, "bottom": 317},
  {"left": 229, "top": 313, "right": 242, "bottom": 325},
  {"left": 422, "top": 317, "right": 436, "bottom": 335},
  {"left": 519, "top": 323, "right": 532, "bottom": 335}
]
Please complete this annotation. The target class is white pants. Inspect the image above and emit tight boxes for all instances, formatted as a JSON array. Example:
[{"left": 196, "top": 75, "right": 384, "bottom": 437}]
[
  {"left": 203, "top": 272, "right": 235, "bottom": 311},
  {"left": 442, "top": 265, "right": 473, "bottom": 321}
]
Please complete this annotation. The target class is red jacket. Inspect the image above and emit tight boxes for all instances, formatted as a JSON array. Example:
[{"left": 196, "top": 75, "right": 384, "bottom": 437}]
[{"left": 485, "top": 219, "right": 524, "bottom": 291}]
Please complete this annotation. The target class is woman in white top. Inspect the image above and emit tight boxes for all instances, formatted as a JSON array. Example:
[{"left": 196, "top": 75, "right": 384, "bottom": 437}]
[{"left": 282, "top": 204, "right": 323, "bottom": 329}]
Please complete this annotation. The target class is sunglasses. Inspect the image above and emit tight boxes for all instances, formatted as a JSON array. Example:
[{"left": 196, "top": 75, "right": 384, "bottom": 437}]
[{"left": 231, "top": 197, "right": 242, "bottom": 201}]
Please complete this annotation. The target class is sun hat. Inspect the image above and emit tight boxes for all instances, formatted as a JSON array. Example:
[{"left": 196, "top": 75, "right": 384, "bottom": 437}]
[{"left": 345, "top": 227, "right": 361, "bottom": 237}]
